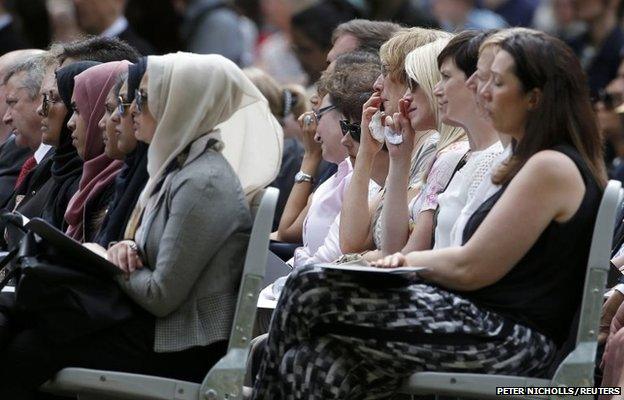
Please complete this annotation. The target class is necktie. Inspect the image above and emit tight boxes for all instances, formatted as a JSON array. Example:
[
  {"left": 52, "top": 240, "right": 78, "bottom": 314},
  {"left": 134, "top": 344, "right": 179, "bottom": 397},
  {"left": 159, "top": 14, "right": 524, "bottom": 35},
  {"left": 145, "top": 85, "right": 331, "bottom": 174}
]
[{"left": 14, "top": 156, "right": 37, "bottom": 190}]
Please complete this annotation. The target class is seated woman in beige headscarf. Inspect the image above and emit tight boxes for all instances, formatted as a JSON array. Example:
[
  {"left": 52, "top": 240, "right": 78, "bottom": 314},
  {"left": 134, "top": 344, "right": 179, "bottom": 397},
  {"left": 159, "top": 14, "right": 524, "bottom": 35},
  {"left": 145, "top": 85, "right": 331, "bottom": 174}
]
[{"left": 0, "top": 52, "right": 282, "bottom": 398}]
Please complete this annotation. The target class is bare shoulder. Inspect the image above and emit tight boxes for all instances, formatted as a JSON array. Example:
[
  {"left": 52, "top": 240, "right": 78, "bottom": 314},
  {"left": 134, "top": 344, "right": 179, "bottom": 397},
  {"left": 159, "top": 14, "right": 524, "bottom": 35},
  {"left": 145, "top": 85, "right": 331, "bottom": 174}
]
[{"left": 520, "top": 150, "right": 583, "bottom": 187}]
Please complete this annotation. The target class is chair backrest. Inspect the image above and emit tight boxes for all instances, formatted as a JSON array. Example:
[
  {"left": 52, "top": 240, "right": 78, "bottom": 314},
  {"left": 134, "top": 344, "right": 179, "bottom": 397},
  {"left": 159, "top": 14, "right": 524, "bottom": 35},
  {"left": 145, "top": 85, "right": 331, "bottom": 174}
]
[
  {"left": 200, "top": 187, "right": 279, "bottom": 399},
  {"left": 551, "top": 180, "right": 622, "bottom": 387},
  {"left": 228, "top": 187, "right": 279, "bottom": 352}
]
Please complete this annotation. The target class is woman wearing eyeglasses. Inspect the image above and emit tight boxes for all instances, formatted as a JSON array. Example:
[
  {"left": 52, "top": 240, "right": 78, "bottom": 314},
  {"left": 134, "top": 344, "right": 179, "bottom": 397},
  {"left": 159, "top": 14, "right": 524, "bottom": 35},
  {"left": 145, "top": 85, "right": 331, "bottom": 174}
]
[
  {"left": 94, "top": 60, "right": 149, "bottom": 247},
  {"left": 290, "top": 51, "right": 386, "bottom": 268},
  {"left": 273, "top": 52, "right": 384, "bottom": 269}
]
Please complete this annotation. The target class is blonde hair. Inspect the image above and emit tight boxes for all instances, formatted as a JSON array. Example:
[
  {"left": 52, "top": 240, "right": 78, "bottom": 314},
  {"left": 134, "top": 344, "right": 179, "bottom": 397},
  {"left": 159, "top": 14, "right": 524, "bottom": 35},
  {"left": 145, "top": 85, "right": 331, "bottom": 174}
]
[
  {"left": 243, "top": 67, "right": 308, "bottom": 119},
  {"left": 479, "top": 27, "right": 541, "bottom": 55},
  {"left": 379, "top": 28, "right": 451, "bottom": 84},
  {"left": 405, "top": 38, "right": 466, "bottom": 154}
]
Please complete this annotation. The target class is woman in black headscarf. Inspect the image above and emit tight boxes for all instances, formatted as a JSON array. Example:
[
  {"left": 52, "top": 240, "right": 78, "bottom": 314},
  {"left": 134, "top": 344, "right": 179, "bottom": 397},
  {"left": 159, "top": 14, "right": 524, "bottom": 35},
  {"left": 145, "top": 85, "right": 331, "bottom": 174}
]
[
  {"left": 95, "top": 58, "right": 150, "bottom": 246},
  {"left": 12, "top": 61, "right": 99, "bottom": 231}
]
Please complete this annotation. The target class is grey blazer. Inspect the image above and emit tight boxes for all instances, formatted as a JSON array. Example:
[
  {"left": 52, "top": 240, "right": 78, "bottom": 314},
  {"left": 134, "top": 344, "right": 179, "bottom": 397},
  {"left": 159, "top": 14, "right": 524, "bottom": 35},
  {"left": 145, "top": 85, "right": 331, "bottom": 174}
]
[{"left": 119, "top": 141, "right": 252, "bottom": 352}]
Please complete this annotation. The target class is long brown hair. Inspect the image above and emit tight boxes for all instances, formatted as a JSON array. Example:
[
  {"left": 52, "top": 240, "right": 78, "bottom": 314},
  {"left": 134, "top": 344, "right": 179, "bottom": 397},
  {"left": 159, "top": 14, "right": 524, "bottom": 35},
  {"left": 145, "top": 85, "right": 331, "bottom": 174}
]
[{"left": 492, "top": 32, "right": 607, "bottom": 187}]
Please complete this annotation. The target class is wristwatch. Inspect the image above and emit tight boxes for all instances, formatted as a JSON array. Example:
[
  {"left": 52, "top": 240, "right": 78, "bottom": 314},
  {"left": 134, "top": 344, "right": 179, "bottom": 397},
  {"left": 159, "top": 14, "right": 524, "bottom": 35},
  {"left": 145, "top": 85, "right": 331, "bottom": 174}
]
[{"left": 294, "top": 171, "right": 314, "bottom": 184}]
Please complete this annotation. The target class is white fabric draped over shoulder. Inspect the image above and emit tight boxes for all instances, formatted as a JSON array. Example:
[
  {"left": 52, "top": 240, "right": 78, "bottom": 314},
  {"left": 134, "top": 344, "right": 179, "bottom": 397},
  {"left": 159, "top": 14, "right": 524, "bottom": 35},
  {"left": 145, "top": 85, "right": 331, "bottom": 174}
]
[{"left": 140, "top": 51, "right": 283, "bottom": 206}]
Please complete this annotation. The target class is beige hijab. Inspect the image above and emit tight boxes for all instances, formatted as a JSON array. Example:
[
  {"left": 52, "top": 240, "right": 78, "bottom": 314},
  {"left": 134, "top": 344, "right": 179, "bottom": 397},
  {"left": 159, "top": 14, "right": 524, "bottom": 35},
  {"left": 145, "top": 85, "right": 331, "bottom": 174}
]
[{"left": 139, "top": 52, "right": 283, "bottom": 206}]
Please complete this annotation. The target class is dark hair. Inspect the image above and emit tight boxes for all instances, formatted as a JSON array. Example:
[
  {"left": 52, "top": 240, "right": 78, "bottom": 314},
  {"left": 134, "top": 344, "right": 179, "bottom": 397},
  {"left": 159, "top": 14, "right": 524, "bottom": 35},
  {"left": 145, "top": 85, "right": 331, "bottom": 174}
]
[
  {"left": 57, "top": 36, "right": 140, "bottom": 65},
  {"left": 113, "top": 72, "right": 128, "bottom": 98},
  {"left": 437, "top": 30, "right": 498, "bottom": 77},
  {"left": 323, "top": 51, "right": 381, "bottom": 122},
  {"left": 493, "top": 32, "right": 607, "bottom": 187},
  {"left": 332, "top": 19, "right": 404, "bottom": 54},
  {"left": 291, "top": 0, "right": 360, "bottom": 50}
]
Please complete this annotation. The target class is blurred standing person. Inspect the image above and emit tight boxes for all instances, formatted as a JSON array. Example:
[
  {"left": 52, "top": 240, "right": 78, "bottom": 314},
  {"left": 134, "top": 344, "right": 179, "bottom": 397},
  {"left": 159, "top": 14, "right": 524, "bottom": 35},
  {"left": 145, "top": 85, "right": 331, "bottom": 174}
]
[
  {"left": 532, "top": 0, "right": 585, "bottom": 42},
  {"left": 480, "top": 0, "right": 539, "bottom": 27},
  {"left": 255, "top": 0, "right": 308, "bottom": 86},
  {"left": 0, "top": 0, "right": 27, "bottom": 55},
  {"left": 568, "top": 0, "right": 624, "bottom": 97},
  {"left": 431, "top": 0, "right": 508, "bottom": 31},
  {"left": 365, "top": 0, "right": 439, "bottom": 29},
  {"left": 126, "top": 0, "right": 182, "bottom": 54},
  {"left": 290, "top": 0, "right": 360, "bottom": 85},
  {"left": 50, "top": 0, "right": 155, "bottom": 55},
  {"left": 173, "top": 0, "right": 256, "bottom": 66}
]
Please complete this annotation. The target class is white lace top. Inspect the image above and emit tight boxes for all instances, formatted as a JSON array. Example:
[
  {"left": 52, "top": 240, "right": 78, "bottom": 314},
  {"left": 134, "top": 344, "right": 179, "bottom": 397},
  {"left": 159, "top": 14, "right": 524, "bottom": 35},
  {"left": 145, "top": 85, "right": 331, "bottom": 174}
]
[
  {"left": 448, "top": 144, "right": 512, "bottom": 247},
  {"left": 434, "top": 141, "right": 504, "bottom": 249}
]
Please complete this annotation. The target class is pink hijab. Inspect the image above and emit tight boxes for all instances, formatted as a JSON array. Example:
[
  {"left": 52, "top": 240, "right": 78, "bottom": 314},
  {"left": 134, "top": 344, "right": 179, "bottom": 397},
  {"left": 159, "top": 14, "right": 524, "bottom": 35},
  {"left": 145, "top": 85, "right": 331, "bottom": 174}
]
[{"left": 65, "top": 61, "right": 129, "bottom": 241}]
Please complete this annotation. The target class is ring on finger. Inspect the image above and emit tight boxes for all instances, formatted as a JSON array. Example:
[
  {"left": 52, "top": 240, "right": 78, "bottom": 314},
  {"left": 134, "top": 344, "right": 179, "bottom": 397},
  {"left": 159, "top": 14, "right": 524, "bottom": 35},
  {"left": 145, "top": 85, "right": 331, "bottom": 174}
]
[{"left": 128, "top": 241, "right": 138, "bottom": 253}]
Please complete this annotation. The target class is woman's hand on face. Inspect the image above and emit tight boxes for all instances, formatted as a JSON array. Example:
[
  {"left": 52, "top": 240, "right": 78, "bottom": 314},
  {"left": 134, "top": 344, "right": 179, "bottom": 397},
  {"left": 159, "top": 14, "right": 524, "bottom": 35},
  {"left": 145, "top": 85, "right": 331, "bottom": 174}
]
[
  {"left": 298, "top": 111, "right": 322, "bottom": 158},
  {"left": 359, "top": 93, "right": 385, "bottom": 157},
  {"left": 370, "top": 252, "right": 407, "bottom": 268},
  {"left": 387, "top": 98, "right": 416, "bottom": 161},
  {"left": 107, "top": 240, "right": 144, "bottom": 280}
]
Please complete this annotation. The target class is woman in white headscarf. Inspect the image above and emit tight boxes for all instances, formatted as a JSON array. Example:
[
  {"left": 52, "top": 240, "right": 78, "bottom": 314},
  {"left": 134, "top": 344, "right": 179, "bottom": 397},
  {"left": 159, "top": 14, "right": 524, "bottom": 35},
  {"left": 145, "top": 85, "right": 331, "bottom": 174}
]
[{"left": 0, "top": 53, "right": 282, "bottom": 398}]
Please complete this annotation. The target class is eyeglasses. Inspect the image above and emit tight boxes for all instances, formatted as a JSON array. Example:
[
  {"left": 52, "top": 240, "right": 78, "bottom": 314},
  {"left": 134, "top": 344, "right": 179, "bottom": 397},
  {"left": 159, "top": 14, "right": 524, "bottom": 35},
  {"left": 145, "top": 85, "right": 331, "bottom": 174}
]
[
  {"left": 314, "top": 104, "right": 336, "bottom": 121},
  {"left": 135, "top": 89, "right": 147, "bottom": 113},
  {"left": 117, "top": 96, "right": 132, "bottom": 115},
  {"left": 596, "top": 89, "right": 616, "bottom": 109},
  {"left": 339, "top": 119, "right": 361, "bottom": 142},
  {"left": 41, "top": 92, "right": 60, "bottom": 117}
]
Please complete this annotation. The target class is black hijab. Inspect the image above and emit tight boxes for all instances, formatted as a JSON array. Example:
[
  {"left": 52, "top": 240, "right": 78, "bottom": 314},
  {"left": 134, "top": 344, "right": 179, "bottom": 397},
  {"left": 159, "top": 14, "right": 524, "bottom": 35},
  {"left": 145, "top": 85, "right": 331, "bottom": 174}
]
[
  {"left": 127, "top": 57, "right": 147, "bottom": 102},
  {"left": 96, "top": 60, "right": 149, "bottom": 245},
  {"left": 39, "top": 61, "right": 100, "bottom": 229}
]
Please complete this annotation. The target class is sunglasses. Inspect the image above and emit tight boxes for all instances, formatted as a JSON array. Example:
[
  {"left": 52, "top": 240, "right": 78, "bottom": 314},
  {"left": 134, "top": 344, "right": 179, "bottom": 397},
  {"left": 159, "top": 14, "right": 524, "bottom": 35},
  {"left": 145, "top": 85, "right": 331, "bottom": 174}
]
[
  {"left": 41, "top": 92, "right": 60, "bottom": 117},
  {"left": 117, "top": 96, "right": 132, "bottom": 115},
  {"left": 314, "top": 104, "right": 336, "bottom": 121},
  {"left": 339, "top": 119, "right": 361, "bottom": 142},
  {"left": 135, "top": 89, "right": 148, "bottom": 113},
  {"left": 596, "top": 89, "right": 616, "bottom": 109}
]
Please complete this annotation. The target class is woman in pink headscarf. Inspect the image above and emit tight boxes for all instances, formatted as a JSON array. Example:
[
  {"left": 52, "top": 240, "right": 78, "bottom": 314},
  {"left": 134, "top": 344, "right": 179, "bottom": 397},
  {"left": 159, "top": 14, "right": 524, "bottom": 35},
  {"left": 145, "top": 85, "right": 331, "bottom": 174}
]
[{"left": 64, "top": 61, "right": 129, "bottom": 242}]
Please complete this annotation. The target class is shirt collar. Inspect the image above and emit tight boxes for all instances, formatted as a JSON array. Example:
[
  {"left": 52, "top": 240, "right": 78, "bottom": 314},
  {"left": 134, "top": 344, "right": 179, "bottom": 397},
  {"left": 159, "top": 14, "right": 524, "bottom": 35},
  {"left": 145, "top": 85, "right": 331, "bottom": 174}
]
[
  {"left": 34, "top": 143, "right": 52, "bottom": 164},
  {"left": 101, "top": 16, "right": 129, "bottom": 38}
]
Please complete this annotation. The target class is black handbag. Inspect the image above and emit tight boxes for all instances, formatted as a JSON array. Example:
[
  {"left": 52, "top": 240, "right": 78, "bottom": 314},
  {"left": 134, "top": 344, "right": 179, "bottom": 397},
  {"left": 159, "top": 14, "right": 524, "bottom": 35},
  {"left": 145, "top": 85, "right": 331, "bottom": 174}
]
[{"left": 0, "top": 229, "right": 139, "bottom": 344}]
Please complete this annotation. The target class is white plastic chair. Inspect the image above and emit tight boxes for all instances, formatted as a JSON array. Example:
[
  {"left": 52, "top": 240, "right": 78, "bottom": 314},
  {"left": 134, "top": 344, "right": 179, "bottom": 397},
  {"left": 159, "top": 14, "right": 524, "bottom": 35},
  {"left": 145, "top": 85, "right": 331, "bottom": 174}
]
[
  {"left": 40, "top": 187, "right": 279, "bottom": 400},
  {"left": 399, "top": 180, "right": 623, "bottom": 400}
]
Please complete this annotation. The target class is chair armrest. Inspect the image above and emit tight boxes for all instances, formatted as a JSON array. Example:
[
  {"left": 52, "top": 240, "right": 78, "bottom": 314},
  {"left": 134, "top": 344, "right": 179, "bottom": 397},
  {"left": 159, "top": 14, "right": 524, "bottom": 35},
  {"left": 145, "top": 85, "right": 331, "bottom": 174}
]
[
  {"left": 400, "top": 372, "right": 551, "bottom": 399},
  {"left": 200, "top": 348, "right": 248, "bottom": 399},
  {"left": 41, "top": 368, "right": 200, "bottom": 400},
  {"left": 551, "top": 341, "right": 597, "bottom": 388}
]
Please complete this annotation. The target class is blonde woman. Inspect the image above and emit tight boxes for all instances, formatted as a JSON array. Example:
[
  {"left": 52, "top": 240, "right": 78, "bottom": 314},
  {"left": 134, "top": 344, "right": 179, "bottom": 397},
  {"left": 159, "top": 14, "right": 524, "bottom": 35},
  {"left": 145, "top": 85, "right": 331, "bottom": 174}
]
[
  {"left": 380, "top": 38, "right": 468, "bottom": 255},
  {"left": 339, "top": 28, "right": 450, "bottom": 254}
]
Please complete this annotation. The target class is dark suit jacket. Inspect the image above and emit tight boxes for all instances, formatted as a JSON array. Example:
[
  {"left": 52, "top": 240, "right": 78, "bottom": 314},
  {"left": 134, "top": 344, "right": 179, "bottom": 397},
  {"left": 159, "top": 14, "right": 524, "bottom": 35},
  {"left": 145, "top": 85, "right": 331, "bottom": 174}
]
[
  {"left": 0, "top": 136, "right": 31, "bottom": 206},
  {"left": 118, "top": 27, "right": 156, "bottom": 56},
  {"left": 0, "top": 22, "right": 28, "bottom": 56}
]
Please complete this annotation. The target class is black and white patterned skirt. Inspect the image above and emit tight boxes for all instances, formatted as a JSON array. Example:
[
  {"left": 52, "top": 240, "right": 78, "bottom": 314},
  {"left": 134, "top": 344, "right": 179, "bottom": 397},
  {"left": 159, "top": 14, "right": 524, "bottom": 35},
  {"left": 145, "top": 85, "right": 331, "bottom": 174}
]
[{"left": 251, "top": 265, "right": 557, "bottom": 400}]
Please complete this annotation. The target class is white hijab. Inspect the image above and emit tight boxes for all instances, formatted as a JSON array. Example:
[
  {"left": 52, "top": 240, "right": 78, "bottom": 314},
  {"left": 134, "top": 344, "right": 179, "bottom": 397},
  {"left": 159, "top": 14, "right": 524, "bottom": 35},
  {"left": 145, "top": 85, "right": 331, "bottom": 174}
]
[{"left": 140, "top": 52, "right": 283, "bottom": 206}]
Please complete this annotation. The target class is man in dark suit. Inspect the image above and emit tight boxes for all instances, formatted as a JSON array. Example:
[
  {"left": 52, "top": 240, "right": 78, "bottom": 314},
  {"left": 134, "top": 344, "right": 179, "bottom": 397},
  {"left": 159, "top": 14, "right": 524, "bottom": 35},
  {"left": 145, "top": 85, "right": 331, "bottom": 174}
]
[
  {"left": 72, "top": 0, "right": 155, "bottom": 55},
  {"left": 0, "top": 49, "right": 46, "bottom": 206}
]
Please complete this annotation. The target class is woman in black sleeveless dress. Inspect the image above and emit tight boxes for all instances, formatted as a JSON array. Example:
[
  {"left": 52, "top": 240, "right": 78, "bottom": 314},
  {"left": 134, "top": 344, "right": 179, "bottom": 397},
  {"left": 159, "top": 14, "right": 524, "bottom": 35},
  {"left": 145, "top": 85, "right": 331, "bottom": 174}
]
[{"left": 251, "top": 31, "right": 607, "bottom": 399}]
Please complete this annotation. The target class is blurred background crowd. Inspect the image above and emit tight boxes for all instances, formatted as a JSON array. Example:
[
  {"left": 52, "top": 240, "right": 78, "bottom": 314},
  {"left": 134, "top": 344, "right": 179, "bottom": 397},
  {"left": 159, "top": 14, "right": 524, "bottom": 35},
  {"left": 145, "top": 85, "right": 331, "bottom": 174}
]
[{"left": 2, "top": 0, "right": 624, "bottom": 178}]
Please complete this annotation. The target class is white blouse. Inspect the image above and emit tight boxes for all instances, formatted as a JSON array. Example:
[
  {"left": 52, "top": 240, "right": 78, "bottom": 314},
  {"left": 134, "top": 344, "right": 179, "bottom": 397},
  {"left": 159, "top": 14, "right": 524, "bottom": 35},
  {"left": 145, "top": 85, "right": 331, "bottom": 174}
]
[
  {"left": 434, "top": 141, "right": 504, "bottom": 249},
  {"left": 448, "top": 144, "right": 512, "bottom": 247}
]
